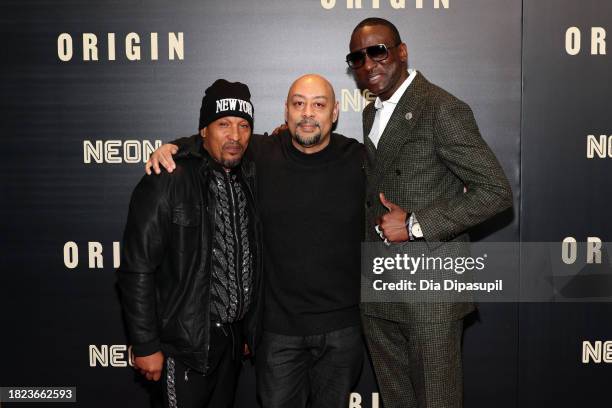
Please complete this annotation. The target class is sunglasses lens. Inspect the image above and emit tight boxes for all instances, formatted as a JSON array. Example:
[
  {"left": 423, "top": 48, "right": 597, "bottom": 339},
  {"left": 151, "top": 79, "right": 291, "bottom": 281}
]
[
  {"left": 367, "top": 44, "right": 388, "bottom": 61},
  {"left": 346, "top": 51, "right": 365, "bottom": 68},
  {"left": 346, "top": 44, "right": 390, "bottom": 68}
]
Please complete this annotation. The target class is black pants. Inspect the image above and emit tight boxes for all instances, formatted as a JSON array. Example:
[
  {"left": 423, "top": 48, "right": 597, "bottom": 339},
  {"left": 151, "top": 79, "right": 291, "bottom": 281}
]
[
  {"left": 161, "top": 322, "right": 243, "bottom": 408},
  {"left": 256, "top": 325, "right": 364, "bottom": 408}
]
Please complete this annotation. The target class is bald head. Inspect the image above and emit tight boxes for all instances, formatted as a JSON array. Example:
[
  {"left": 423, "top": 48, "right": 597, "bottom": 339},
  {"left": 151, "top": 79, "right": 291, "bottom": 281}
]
[
  {"left": 287, "top": 74, "right": 336, "bottom": 102},
  {"left": 285, "top": 74, "right": 339, "bottom": 154}
]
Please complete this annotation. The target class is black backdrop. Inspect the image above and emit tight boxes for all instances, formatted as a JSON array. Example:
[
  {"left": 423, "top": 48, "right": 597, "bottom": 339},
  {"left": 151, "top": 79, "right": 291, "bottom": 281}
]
[{"left": 0, "top": 0, "right": 610, "bottom": 407}]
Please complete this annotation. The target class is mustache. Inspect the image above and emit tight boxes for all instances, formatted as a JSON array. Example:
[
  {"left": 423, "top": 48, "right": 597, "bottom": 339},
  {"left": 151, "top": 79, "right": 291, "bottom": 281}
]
[
  {"left": 297, "top": 118, "right": 320, "bottom": 128},
  {"left": 222, "top": 141, "right": 244, "bottom": 150}
]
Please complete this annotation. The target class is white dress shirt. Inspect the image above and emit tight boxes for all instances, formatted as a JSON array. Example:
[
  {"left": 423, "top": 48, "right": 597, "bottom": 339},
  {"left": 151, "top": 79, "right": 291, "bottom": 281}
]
[{"left": 367, "top": 69, "right": 417, "bottom": 148}]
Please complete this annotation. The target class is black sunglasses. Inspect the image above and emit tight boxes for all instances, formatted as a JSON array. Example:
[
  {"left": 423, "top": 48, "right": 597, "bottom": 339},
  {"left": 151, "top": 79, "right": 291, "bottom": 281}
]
[{"left": 345, "top": 43, "right": 400, "bottom": 69}]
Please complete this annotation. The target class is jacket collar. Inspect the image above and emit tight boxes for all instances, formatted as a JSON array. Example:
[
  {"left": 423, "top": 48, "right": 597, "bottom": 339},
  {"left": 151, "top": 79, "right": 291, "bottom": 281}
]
[{"left": 364, "top": 71, "right": 432, "bottom": 193}]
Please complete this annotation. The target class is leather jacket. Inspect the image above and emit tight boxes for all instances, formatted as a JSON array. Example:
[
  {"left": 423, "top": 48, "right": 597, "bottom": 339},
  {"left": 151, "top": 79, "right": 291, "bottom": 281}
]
[{"left": 117, "top": 147, "right": 262, "bottom": 374}]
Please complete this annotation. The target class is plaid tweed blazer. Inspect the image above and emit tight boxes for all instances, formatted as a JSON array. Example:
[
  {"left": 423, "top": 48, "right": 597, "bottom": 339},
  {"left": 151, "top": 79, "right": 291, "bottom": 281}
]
[{"left": 361, "top": 72, "right": 513, "bottom": 323}]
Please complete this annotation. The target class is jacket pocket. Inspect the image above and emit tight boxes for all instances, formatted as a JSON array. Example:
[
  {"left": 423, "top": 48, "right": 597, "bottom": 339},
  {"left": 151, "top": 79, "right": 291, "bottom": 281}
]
[
  {"left": 160, "top": 318, "right": 192, "bottom": 351},
  {"left": 170, "top": 204, "right": 201, "bottom": 255},
  {"left": 172, "top": 204, "right": 201, "bottom": 227}
]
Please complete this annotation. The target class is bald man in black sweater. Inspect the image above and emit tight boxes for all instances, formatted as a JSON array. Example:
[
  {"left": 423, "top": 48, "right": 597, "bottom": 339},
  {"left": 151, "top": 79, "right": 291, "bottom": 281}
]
[{"left": 147, "top": 74, "right": 365, "bottom": 408}]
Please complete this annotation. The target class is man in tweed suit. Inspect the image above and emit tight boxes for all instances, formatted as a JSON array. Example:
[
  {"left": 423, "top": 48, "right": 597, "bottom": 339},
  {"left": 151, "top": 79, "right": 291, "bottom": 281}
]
[{"left": 347, "top": 18, "right": 513, "bottom": 408}]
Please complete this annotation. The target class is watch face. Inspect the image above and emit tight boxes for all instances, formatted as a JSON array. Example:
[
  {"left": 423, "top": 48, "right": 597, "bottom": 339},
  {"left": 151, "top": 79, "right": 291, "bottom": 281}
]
[{"left": 412, "top": 223, "right": 423, "bottom": 237}]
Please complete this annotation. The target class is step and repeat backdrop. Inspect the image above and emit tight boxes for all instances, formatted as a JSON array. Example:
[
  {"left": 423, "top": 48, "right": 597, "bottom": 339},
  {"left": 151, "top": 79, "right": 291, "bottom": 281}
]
[
  {"left": 0, "top": 0, "right": 609, "bottom": 407},
  {"left": 519, "top": 0, "right": 612, "bottom": 407}
]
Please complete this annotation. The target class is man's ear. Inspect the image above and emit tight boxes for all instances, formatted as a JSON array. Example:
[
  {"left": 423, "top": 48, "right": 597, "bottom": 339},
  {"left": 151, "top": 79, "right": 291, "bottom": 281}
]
[
  {"left": 332, "top": 100, "right": 340, "bottom": 124},
  {"left": 284, "top": 102, "right": 289, "bottom": 124},
  {"left": 200, "top": 128, "right": 207, "bottom": 138},
  {"left": 399, "top": 42, "right": 408, "bottom": 64}
]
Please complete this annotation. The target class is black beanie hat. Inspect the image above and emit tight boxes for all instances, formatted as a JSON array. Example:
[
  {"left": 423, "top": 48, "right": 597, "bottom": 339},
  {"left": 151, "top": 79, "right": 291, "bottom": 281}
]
[{"left": 198, "top": 79, "right": 254, "bottom": 131}]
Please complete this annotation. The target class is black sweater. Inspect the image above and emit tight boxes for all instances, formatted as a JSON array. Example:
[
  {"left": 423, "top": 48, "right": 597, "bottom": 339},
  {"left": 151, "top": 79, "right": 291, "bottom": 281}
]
[{"left": 176, "top": 131, "right": 365, "bottom": 335}]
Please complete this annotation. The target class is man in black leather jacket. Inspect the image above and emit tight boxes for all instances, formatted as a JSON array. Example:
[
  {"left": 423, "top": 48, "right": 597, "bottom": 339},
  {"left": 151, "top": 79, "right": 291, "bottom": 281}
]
[{"left": 117, "top": 79, "right": 262, "bottom": 408}]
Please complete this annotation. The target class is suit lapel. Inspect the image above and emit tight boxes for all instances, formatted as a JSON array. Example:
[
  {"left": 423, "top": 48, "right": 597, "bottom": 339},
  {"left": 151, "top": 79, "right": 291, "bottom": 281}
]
[
  {"left": 363, "top": 101, "right": 376, "bottom": 137},
  {"left": 363, "top": 102, "right": 377, "bottom": 177},
  {"left": 368, "top": 72, "right": 430, "bottom": 193}
]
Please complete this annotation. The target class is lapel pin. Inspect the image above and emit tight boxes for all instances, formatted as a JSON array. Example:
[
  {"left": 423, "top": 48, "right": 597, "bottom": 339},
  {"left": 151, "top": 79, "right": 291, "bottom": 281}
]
[{"left": 405, "top": 112, "right": 413, "bottom": 121}]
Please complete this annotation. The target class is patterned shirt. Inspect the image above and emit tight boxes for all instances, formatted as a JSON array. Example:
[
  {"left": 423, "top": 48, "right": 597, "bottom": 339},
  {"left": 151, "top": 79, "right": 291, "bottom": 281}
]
[{"left": 208, "top": 166, "right": 253, "bottom": 323}]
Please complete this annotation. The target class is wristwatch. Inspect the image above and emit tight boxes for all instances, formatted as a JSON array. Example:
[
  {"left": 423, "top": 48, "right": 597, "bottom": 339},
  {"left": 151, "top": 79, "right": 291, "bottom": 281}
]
[
  {"left": 407, "top": 213, "right": 424, "bottom": 240},
  {"left": 412, "top": 221, "right": 423, "bottom": 238}
]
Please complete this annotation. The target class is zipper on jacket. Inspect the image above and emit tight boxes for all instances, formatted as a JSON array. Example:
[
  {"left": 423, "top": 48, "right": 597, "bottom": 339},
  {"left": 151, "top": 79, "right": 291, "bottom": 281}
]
[
  {"left": 240, "top": 165, "right": 259, "bottom": 355},
  {"left": 201, "top": 164, "right": 214, "bottom": 376}
]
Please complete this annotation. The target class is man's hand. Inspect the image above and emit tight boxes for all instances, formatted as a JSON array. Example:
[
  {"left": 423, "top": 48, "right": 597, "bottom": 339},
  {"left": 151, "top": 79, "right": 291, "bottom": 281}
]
[
  {"left": 271, "top": 124, "right": 288, "bottom": 136},
  {"left": 133, "top": 351, "right": 164, "bottom": 381},
  {"left": 145, "top": 144, "right": 179, "bottom": 175},
  {"left": 376, "top": 193, "right": 409, "bottom": 243}
]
